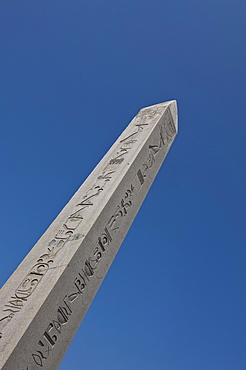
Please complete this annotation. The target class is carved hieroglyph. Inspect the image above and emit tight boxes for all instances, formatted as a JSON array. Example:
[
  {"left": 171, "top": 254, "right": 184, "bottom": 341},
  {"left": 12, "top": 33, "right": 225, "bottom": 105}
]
[{"left": 0, "top": 100, "right": 178, "bottom": 369}]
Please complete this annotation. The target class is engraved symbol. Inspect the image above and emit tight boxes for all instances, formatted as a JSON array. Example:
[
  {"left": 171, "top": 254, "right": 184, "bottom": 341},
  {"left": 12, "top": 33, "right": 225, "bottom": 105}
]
[
  {"left": 14, "top": 263, "right": 49, "bottom": 302},
  {"left": 74, "top": 273, "right": 87, "bottom": 293},
  {"left": 137, "top": 169, "right": 144, "bottom": 185},
  {"left": 109, "top": 158, "right": 124, "bottom": 165},
  {"left": 38, "top": 339, "right": 52, "bottom": 357},
  {"left": 43, "top": 322, "right": 57, "bottom": 346},
  {"left": 98, "top": 228, "right": 112, "bottom": 251},
  {"left": 56, "top": 297, "right": 72, "bottom": 325},
  {"left": 52, "top": 320, "right": 61, "bottom": 334},
  {"left": 67, "top": 292, "right": 80, "bottom": 302},
  {"left": 84, "top": 261, "right": 94, "bottom": 277},
  {"left": 158, "top": 107, "right": 176, "bottom": 146},
  {"left": 32, "top": 351, "right": 46, "bottom": 367},
  {"left": 149, "top": 144, "right": 160, "bottom": 155},
  {"left": 84, "top": 243, "right": 104, "bottom": 276},
  {"left": 120, "top": 198, "right": 132, "bottom": 215}
]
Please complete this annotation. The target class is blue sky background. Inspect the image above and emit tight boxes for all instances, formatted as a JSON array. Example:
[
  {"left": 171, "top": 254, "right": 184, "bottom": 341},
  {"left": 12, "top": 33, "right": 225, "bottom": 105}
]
[{"left": 0, "top": 1, "right": 246, "bottom": 369}]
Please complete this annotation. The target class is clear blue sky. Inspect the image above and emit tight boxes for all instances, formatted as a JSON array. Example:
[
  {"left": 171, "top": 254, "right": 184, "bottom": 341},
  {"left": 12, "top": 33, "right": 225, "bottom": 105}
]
[{"left": 0, "top": 1, "right": 245, "bottom": 369}]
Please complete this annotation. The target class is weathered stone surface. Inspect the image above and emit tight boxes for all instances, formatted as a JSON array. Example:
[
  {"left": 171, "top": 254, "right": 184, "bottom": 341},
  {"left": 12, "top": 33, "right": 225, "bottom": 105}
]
[{"left": 0, "top": 100, "right": 178, "bottom": 369}]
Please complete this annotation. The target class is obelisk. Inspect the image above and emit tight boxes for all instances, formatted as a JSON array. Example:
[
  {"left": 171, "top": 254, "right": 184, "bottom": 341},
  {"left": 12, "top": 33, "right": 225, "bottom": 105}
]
[{"left": 0, "top": 100, "right": 178, "bottom": 369}]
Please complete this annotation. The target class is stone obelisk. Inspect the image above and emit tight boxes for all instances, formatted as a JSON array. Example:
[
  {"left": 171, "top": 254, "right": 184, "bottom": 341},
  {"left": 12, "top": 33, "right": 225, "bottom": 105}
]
[{"left": 0, "top": 100, "right": 178, "bottom": 369}]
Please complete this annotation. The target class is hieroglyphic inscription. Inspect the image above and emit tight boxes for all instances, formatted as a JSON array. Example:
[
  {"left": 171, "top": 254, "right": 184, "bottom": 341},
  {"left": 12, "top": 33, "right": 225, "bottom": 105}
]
[
  {"left": 28, "top": 107, "right": 176, "bottom": 368},
  {"left": 0, "top": 105, "right": 168, "bottom": 337}
]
